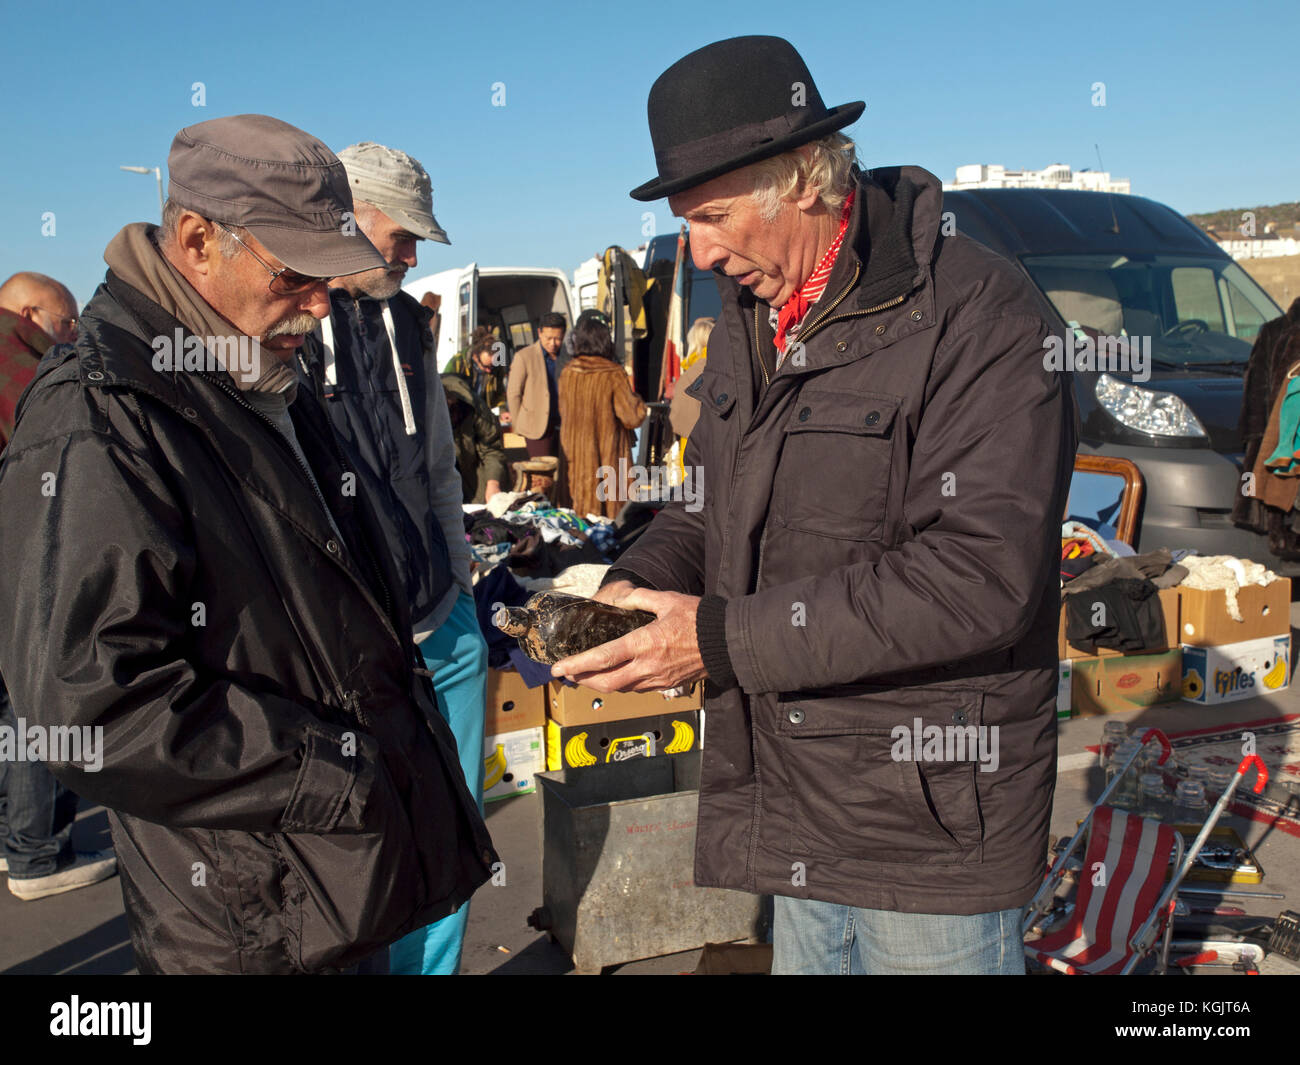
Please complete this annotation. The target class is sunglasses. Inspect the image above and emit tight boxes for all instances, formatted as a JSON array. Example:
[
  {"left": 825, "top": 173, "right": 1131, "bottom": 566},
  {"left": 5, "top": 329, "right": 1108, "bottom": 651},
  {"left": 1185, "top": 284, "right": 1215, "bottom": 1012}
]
[{"left": 215, "top": 222, "right": 327, "bottom": 296}]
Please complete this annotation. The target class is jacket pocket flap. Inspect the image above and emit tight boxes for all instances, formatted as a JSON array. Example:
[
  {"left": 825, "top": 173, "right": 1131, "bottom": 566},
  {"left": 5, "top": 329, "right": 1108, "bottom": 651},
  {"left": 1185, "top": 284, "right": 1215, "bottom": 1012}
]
[
  {"left": 777, "top": 687, "right": 984, "bottom": 739},
  {"left": 698, "top": 374, "right": 737, "bottom": 418},
  {"left": 785, "top": 390, "right": 899, "bottom": 436}
]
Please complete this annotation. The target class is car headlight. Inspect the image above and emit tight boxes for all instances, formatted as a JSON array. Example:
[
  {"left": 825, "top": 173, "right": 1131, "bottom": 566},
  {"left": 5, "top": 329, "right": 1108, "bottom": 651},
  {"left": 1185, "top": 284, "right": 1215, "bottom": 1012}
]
[{"left": 1094, "top": 373, "right": 1208, "bottom": 438}]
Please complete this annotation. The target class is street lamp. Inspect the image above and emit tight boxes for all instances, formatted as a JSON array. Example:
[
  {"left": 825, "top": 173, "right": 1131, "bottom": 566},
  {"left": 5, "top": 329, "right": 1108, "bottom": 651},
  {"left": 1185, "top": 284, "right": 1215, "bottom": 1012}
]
[{"left": 120, "top": 165, "right": 164, "bottom": 220}]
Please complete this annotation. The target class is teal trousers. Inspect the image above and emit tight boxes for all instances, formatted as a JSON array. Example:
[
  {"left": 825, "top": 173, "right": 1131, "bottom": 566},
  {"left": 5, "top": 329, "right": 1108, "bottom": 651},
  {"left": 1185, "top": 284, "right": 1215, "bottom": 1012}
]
[{"left": 390, "top": 592, "right": 487, "bottom": 975}]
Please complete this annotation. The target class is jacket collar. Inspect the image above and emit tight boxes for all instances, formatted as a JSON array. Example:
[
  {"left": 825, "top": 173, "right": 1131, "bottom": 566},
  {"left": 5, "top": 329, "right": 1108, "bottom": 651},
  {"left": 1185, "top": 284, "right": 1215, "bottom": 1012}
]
[{"left": 75, "top": 272, "right": 410, "bottom": 643}]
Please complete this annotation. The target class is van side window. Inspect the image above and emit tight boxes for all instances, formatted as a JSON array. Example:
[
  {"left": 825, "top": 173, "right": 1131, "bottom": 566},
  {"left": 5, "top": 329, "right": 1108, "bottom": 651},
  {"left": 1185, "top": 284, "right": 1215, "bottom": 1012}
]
[
  {"left": 1226, "top": 280, "right": 1267, "bottom": 342},
  {"left": 1171, "top": 267, "right": 1226, "bottom": 332}
]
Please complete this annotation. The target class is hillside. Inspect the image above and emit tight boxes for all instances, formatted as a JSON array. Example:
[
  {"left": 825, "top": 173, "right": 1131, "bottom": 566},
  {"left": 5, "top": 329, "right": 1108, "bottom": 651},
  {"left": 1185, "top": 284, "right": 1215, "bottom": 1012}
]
[{"left": 1188, "top": 202, "right": 1300, "bottom": 234}]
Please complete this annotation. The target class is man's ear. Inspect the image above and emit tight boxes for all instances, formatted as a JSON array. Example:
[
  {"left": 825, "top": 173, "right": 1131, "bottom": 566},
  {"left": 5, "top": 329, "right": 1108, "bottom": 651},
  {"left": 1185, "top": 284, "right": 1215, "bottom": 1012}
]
[
  {"left": 792, "top": 145, "right": 822, "bottom": 213},
  {"left": 172, "top": 211, "right": 219, "bottom": 276}
]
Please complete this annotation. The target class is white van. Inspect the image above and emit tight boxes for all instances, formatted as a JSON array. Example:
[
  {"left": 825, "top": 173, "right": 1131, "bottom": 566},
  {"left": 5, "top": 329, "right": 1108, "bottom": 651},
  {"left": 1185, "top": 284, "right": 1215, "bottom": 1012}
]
[{"left": 403, "top": 264, "right": 575, "bottom": 371}]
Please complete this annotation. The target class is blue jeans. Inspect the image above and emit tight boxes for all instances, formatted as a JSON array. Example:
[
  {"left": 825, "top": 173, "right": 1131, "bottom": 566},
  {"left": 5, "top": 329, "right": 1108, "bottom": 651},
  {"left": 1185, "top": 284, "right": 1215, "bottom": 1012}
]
[
  {"left": 772, "top": 896, "right": 1025, "bottom": 974},
  {"left": 0, "top": 676, "right": 79, "bottom": 879},
  {"left": 390, "top": 592, "right": 487, "bottom": 976}
]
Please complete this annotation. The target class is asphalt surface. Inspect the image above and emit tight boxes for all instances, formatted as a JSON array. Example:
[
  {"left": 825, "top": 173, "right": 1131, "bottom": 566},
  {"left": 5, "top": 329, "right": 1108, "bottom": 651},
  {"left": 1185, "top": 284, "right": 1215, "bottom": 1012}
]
[{"left": 5, "top": 612, "right": 1300, "bottom": 977}]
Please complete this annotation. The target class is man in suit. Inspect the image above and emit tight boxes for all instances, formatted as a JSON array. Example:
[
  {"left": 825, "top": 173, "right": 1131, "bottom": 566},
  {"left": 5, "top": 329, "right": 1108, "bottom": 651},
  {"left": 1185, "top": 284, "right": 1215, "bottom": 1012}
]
[{"left": 507, "top": 311, "right": 566, "bottom": 457}]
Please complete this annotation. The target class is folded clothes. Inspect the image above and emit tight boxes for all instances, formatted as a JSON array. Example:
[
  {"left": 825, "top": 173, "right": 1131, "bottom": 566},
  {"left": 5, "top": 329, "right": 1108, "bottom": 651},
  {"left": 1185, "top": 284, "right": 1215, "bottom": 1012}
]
[
  {"left": 1062, "top": 546, "right": 1187, "bottom": 595},
  {"left": 1065, "top": 576, "right": 1167, "bottom": 653}
]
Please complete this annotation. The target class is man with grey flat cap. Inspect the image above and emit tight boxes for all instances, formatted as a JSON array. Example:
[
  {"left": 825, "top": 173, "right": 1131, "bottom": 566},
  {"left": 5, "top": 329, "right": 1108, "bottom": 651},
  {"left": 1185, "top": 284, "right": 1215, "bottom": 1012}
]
[
  {"left": 0, "top": 114, "right": 497, "bottom": 974},
  {"left": 298, "top": 140, "right": 487, "bottom": 975},
  {"left": 552, "top": 36, "right": 1077, "bottom": 974}
]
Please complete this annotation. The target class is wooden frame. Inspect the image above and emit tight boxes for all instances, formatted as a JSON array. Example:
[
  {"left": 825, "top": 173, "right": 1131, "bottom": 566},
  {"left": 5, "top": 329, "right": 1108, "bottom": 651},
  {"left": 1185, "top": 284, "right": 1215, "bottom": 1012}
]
[{"left": 1071, "top": 453, "right": 1145, "bottom": 547}]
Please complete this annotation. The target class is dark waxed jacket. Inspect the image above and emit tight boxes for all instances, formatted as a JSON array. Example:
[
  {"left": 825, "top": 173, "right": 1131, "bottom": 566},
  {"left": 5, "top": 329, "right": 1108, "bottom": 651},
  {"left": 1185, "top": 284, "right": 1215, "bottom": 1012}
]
[
  {"left": 0, "top": 273, "right": 496, "bottom": 972},
  {"left": 300, "top": 288, "right": 455, "bottom": 631},
  {"left": 608, "top": 166, "right": 1078, "bottom": 914}
]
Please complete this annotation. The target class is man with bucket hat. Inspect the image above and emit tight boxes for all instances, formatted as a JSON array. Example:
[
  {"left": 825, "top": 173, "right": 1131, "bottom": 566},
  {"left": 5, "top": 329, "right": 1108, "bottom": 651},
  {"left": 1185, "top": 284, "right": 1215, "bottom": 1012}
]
[
  {"left": 552, "top": 37, "right": 1077, "bottom": 974},
  {"left": 297, "top": 141, "right": 487, "bottom": 975},
  {"left": 0, "top": 114, "right": 497, "bottom": 974}
]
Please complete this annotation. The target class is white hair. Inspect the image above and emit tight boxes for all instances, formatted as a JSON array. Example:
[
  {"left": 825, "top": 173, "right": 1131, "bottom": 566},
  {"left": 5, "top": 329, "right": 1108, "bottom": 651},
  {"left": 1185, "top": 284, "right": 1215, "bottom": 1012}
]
[{"left": 747, "top": 133, "right": 858, "bottom": 223}]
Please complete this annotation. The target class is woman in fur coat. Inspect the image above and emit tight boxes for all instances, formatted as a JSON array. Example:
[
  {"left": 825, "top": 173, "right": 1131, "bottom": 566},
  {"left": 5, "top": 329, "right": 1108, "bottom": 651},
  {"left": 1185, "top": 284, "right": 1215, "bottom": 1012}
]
[{"left": 559, "top": 315, "right": 648, "bottom": 519}]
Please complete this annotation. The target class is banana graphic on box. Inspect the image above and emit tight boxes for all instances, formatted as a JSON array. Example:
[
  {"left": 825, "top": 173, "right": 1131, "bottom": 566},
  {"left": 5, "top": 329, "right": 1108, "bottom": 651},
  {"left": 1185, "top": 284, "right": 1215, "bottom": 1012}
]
[
  {"left": 1263, "top": 654, "right": 1287, "bottom": 690},
  {"left": 483, "top": 743, "right": 508, "bottom": 789},
  {"left": 664, "top": 718, "right": 695, "bottom": 754},
  {"left": 565, "top": 731, "right": 598, "bottom": 768}
]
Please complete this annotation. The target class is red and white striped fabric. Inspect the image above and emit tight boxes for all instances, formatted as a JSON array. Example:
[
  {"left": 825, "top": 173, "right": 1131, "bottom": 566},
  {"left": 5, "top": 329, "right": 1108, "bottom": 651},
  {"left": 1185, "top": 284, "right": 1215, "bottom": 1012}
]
[{"left": 1027, "top": 807, "right": 1179, "bottom": 974}]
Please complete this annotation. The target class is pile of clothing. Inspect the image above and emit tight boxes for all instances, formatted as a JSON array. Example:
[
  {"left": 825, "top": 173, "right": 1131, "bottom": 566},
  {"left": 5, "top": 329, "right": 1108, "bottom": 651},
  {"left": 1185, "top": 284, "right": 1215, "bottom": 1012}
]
[
  {"left": 1060, "top": 520, "right": 1284, "bottom": 654},
  {"left": 464, "top": 491, "right": 614, "bottom": 575},
  {"left": 466, "top": 492, "right": 647, "bottom": 685},
  {"left": 1060, "top": 522, "right": 1188, "bottom": 654}
]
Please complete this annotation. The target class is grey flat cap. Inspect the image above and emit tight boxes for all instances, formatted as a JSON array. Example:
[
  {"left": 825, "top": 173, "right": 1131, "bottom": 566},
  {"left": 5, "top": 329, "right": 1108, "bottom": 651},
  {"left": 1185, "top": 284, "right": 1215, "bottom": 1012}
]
[{"left": 167, "top": 114, "right": 387, "bottom": 277}]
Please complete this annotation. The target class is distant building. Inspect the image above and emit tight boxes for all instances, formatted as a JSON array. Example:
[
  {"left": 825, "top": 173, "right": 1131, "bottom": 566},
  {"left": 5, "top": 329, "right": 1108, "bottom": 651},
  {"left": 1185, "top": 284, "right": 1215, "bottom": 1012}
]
[
  {"left": 1204, "top": 227, "right": 1299, "bottom": 261},
  {"left": 944, "top": 163, "right": 1131, "bottom": 194}
]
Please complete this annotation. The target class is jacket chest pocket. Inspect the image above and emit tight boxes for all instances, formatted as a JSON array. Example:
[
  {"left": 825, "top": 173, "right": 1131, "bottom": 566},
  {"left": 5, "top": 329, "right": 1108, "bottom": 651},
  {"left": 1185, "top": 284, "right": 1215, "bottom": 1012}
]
[{"left": 776, "top": 389, "right": 900, "bottom": 540}]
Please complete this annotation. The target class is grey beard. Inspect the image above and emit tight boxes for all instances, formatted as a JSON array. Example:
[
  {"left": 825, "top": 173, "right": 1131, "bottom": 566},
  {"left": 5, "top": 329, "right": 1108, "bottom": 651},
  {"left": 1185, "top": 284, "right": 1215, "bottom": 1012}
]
[{"left": 348, "top": 265, "right": 404, "bottom": 300}]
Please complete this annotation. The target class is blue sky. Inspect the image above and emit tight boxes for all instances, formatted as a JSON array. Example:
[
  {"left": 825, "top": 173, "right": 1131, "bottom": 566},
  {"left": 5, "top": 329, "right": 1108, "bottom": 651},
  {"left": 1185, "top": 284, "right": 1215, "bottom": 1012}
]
[{"left": 1, "top": 0, "right": 1296, "bottom": 307}]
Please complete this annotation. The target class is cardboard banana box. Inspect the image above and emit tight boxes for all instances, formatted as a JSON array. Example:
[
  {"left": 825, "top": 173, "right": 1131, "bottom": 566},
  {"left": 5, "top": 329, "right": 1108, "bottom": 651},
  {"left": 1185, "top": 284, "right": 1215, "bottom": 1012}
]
[
  {"left": 483, "top": 726, "right": 545, "bottom": 802},
  {"left": 546, "top": 710, "right": 702, "bottom": 771}
]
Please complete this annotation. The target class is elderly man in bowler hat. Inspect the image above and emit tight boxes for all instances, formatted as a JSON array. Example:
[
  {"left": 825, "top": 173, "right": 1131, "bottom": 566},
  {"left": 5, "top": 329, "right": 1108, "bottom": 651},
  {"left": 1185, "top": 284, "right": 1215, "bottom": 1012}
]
[
  {"left": 553, "top": 37, "right": 1077, "bottom": 974},
  {"left": 0, "top": 115, "right": 497, "bottom": 973}
]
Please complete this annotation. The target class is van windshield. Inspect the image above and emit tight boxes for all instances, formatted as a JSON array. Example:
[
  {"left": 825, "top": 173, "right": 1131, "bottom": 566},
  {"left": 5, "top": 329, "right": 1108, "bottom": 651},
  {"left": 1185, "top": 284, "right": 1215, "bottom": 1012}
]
[{"left": 1022, "top": 254, "right": 1280, "bottom": 369}]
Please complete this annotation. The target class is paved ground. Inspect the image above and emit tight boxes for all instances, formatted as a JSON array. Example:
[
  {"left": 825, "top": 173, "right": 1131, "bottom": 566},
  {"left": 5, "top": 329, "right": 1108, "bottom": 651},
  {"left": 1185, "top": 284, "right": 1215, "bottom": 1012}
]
[{"left": 6, "top": 612, "right": 1300, "bottom": 976}]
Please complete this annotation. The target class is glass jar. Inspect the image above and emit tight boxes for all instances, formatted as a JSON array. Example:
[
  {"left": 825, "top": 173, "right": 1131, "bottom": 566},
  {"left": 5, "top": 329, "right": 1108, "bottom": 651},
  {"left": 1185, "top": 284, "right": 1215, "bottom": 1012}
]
[
  {"left": 1206, "top": 766, "right": 1235, "bottom": 802},
  {"left": 1140, "top": 772, "right": 1172, "bottom": 822},
  {"left": 1107, "top": 739, "right": 1143, "bottom": 809},
  {"left": 1100, "top": 721, "right": 1130, "bottom": 775},
  {"left": 1173, "top": 780, "right": 1209, "bottom": 827}
]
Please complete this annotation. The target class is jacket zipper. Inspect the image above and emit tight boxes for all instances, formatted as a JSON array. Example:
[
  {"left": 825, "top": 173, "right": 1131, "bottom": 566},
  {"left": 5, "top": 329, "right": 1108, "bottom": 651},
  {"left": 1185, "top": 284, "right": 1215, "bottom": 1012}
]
[
  {"left": 205, "top": 371, "right": 397, "bottom": 642},
  {"left": 752, "top": 303, "right": 770, "bottom": 389},
  {"left": 749, "top": 268, "right": 908, "bottom": 598},
  {"left": 295, "top": 352, "right": 397, "bottom": 627},
  {"left": 798, "top": 292, "right": 907, "bottom": 347},
  {"left": 206, "top": 373, "right": 337, "bottom": 543}
]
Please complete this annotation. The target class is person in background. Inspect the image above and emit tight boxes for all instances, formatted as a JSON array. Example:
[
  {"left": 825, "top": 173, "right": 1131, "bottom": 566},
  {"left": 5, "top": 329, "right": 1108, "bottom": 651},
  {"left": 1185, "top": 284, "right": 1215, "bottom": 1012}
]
[
  {"left": 559, "top": 315, "right": 647, "bottom": 519},
  {"left": 446, "top": 324, "right": 509, "bottom": 421},
  {"left": 0, "top": 272, "right": 78, "bottom": 449},
  {"left": 507, "top": 311, "right": 566, "bottom": 457},
  {"left": 300, "top": 139, "right": 491, "bottom": 976},
  {"left": 442, "top": 371, "right": 508, "bottom": 503},
  {"left": 668, "top": 316, "right": 715, "bottom": 481},
  {"left": 0, "top": 272, "right": 117, "bottom": 901}
]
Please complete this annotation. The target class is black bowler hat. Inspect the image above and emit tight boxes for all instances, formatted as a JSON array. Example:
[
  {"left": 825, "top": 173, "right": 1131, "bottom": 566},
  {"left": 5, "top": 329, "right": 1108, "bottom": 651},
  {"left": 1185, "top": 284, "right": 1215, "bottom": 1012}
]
[{"left": 629, "top": 36, "right": 864, "bottom": 202}]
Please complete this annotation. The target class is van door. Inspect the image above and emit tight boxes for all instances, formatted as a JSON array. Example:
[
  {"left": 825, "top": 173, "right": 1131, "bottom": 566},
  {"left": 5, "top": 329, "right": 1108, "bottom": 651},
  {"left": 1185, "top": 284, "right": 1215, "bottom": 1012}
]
[{"left": 458, "top": 262, "right": 479, "bottom": 357}]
